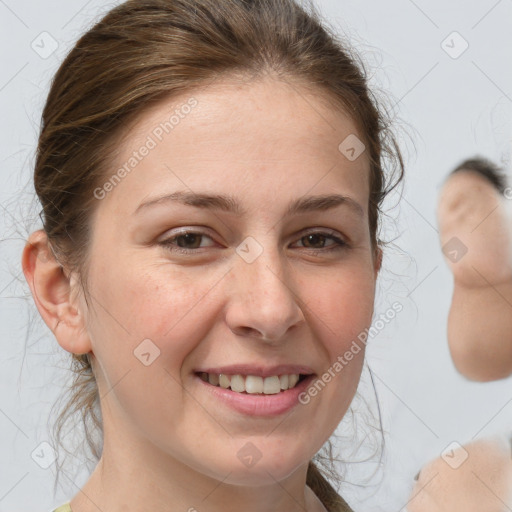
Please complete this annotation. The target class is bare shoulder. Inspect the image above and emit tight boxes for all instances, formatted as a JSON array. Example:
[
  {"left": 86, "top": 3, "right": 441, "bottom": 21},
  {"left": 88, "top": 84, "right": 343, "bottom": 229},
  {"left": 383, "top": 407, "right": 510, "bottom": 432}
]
[{"left": 408, "top": 433, "right": 512, "bottom": 512}]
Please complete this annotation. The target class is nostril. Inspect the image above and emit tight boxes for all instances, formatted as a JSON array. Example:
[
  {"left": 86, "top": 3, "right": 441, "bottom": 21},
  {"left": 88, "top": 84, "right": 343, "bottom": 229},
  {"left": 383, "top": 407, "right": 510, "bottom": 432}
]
[{"left": 231, "top": 326, "right": 259, "bottom": 337}]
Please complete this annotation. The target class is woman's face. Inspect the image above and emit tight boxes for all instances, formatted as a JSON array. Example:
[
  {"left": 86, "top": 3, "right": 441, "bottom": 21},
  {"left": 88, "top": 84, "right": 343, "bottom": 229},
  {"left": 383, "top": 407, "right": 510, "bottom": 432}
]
[{"left": 74, "top": 76, "right": 380, "bottom": 484}]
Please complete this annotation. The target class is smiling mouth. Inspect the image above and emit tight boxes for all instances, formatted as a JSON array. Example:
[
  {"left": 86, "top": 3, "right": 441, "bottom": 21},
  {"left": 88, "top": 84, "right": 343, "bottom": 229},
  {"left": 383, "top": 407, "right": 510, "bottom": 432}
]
[{"left": 195, "top": 372, "right": 309, "bottom": 395}]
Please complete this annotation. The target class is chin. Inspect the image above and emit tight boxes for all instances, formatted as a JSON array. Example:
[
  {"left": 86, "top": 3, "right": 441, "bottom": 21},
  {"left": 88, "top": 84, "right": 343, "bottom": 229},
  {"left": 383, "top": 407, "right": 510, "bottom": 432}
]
[{"left": 196, "top": 450, "right": 308, "bottom": 487}]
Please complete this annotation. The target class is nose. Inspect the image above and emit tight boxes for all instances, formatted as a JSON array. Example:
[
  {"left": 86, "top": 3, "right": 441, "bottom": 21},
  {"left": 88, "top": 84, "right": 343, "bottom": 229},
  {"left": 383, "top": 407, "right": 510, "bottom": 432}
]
[{"left": 225, "top": 242, "right": 305, "bottom": 342}]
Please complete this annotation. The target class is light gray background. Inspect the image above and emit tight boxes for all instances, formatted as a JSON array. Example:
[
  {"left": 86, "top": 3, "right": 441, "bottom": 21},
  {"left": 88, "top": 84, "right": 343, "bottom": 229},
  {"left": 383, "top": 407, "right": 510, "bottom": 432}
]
[{"left": 1, "top": 1, "right": 512, "bottom": 511}]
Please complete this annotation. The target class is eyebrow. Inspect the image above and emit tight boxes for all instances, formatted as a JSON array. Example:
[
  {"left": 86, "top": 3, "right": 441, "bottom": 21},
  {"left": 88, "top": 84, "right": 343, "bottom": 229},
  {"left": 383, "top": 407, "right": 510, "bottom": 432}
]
[{"left": 133, "top": 191, "right": 364, "bottom": 218}]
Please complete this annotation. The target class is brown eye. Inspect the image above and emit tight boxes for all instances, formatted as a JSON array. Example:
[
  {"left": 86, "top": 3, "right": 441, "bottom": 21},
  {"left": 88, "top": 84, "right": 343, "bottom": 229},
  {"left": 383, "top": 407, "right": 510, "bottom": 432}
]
[
  {"left": 301, "top": 233, "right": 329, "bottom": 249},
  {"left": 293, "top": 231, "right": 347, "bottom": 251},
  {"left": 175, "top": 233, "right": 203, "bottom": 249},
  {"left": 159, "top": 230, "right": 217, "bottom": 253}
]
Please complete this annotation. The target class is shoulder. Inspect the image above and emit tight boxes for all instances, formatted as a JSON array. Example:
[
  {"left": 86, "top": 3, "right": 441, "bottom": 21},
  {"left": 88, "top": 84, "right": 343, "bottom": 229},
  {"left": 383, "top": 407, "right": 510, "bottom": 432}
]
[{"left": 409, "top": 434, "right": 512, "bottom": 512}]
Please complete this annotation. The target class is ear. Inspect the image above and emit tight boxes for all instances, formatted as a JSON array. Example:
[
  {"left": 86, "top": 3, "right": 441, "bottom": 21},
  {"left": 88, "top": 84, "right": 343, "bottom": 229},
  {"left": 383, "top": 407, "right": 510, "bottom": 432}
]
[
  {"left": 374, "top": 245, "right": 383, "bottom": 277},
  {"left": 21, "top": 229, "right": 92, "bottom": 355}
]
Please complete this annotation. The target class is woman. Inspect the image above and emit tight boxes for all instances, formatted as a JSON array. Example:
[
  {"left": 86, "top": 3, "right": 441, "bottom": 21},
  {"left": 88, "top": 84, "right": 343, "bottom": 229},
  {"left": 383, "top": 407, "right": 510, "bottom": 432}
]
[{"left": 21, "top": 0, "right": 404, "bottom": 510}]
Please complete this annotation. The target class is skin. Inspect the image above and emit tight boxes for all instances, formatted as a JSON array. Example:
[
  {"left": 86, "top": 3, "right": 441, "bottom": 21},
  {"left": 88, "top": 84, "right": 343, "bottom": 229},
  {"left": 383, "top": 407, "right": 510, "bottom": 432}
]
[
  {"left": 408, "top": 434, "right": 512, "bottom": 512},
  {"left": 437, "top": 170, "right": 512, "bottom": 381},
  {"left": 22, "top": 76, "right": 381, "bottom": 512}
]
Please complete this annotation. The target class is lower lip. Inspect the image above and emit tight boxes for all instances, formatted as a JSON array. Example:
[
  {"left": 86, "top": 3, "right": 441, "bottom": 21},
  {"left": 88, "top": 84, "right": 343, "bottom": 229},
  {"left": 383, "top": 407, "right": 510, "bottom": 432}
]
[{"left": 194, "top": 374, "right": 316, "bottom": 417}]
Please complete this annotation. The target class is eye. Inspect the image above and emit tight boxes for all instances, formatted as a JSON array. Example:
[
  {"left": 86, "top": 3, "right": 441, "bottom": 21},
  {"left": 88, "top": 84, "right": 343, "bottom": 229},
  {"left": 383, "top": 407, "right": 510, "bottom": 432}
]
[
  {"left": 158, "top": 228, "right": 348, "bottom": 255},
  {"left": 291, "top": 230, "right": 348, "bottom": 252},
  {"left": 158, "top": 230, "right": 217, "bottom": 254}
]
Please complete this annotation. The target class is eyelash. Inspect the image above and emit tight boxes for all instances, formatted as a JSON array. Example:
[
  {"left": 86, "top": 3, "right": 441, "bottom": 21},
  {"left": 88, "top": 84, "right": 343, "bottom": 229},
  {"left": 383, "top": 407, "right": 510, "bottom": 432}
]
[{"left": 158, "top": 229, "right": 348, "bottom": 255}]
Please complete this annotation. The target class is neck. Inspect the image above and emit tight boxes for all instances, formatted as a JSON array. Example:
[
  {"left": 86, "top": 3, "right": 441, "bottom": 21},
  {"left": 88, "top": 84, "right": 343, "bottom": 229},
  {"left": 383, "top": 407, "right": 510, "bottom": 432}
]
[{"left": 68, "top": 426, "right": 326, "bottom": 512}]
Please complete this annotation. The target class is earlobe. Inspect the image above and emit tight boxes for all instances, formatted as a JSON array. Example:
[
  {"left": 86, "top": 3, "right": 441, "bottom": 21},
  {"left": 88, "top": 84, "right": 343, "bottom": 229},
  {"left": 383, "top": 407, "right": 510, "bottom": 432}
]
[{"left": 21, "top": 229, "right": 92, "bottom": 355}]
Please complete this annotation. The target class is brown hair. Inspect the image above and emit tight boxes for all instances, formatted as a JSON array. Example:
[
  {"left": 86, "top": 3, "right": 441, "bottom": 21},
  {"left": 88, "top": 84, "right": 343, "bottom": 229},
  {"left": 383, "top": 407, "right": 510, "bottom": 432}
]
[{"left": 33, "top": 0, "right": 404, "bottom": 509}]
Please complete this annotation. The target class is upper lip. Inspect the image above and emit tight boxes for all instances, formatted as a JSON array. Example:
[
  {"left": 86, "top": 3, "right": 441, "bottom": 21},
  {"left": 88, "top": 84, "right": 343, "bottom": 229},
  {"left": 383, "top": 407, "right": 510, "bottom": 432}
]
[{"left": 194, "top": 364, "right": 315, "bottom": 378}]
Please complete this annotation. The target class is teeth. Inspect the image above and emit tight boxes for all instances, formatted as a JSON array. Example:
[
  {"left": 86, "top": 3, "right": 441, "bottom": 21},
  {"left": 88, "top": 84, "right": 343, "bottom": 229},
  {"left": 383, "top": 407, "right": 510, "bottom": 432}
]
[
  {"left": 200, "top": 372, "right": 304, "bottom": 394},
  {"left": 262, "top": 376, "right": 281, "bottom": 394},
  {"left": 288, "top": 374, "right": 300, "bottom": 388},
  {"left": 245, "top": 375, "right": 263, "bottom": 394},
  {"left": 208, "top": 373, "right": 219, "bottom": 386},
  {"left": 230, "top": 374, "right": 245, "bottom": 393},
  {"left": 219, "top": 374, "right": 230, "bottom": 389}
]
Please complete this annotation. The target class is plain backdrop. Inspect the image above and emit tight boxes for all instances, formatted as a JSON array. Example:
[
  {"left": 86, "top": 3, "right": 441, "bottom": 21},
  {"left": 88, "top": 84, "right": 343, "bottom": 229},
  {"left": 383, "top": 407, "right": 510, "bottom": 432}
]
[{"left": 1, "top": 1, "right": 512, "bottom": 511}]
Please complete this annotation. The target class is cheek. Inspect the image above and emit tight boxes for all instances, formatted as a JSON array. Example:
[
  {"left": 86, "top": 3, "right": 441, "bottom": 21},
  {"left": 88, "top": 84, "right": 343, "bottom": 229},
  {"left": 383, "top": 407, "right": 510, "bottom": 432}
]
[
  {"left": 84, "top": 262, "right": 223, "bottom": 428},
  {"left": 123, "top": 272, "right": 213, "bottom": 338},
  {"left": 304, "top": 267, "right": 376, "bottom": 349},
  {"left": 297, "top": 266, "right": 375, "bottom": 410},
  {"left": 85, "top": 257, "right": 222, "bottom": 381}
]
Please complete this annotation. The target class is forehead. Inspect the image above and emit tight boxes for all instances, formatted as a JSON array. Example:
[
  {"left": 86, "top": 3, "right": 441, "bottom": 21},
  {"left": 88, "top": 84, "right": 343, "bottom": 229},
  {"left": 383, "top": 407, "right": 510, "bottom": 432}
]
[{"left": 100, "top": 76, "right": 370, "bottom": 217}]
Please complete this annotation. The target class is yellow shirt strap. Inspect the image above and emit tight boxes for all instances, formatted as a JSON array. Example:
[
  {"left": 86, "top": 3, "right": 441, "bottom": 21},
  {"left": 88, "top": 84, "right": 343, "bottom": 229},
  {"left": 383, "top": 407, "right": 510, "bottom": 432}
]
[{"left": 53, "top": 503, "right": 72, "bottom": 512}]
